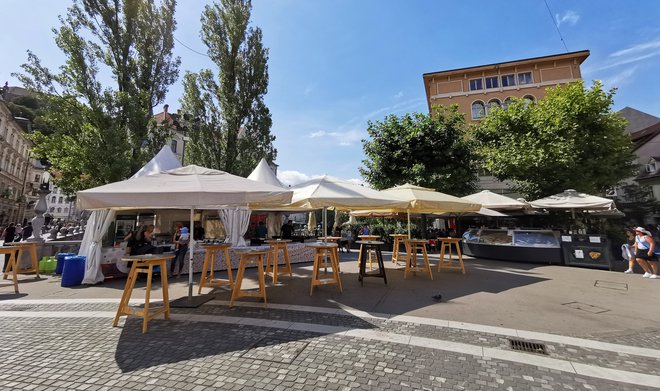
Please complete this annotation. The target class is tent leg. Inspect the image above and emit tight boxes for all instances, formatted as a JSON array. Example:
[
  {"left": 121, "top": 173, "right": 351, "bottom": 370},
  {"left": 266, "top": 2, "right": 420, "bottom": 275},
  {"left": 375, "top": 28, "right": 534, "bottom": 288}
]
[{"left": 170, "top": 206, "right": 213, "bottom": 308}]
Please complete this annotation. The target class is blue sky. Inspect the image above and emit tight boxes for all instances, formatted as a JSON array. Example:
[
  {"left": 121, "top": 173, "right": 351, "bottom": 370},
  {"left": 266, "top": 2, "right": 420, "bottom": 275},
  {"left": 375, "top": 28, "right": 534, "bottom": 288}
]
[{"left": 2, "top": 1, "right": 660, "bottom": 186}]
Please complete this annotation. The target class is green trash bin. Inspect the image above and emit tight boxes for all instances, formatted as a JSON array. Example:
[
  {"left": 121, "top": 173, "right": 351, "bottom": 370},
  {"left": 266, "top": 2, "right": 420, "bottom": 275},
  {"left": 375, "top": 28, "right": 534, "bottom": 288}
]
[{"left": 39, "top": 256, "right": 57, "bottom": 274}]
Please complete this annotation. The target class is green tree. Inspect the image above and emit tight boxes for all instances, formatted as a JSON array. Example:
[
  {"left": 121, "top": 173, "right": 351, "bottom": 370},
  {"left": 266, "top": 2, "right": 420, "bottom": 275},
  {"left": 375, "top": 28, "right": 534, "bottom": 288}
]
[
  {"left": 474, "top": 81, "right": 636, "bottom": 200},
  {"left": 179, "top": 0, "right": 275, "bottom": 176},
  {"left": 15, "top": 0, "right": 180, "bottom": 195},
  {"left": 360, "top": 105, "right": 478, "bottom": 195}
]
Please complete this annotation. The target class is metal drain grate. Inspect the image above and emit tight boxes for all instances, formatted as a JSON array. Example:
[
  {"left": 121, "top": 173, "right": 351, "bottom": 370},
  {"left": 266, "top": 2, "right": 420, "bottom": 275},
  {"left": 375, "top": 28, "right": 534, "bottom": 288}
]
[{"left": 508, "top": 338, "right": 548, "bottom": 355}]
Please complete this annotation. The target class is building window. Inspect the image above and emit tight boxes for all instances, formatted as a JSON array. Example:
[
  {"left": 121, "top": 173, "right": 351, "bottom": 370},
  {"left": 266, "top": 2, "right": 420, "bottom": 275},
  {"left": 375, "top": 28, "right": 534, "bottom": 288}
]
[
  {"left": 501, "top": 74, "right": 516, "bottom": 87},
  {"left": 34, "top": 175, "right": 40, "bottom": 182},
  {"left": 51, "top": 196, "right": 56, "bottom": 203},
  {"left": 518, "top": 72, "right": 533, "bottom": 85},
  {"left": 485, "top": 76, "right": 499, "bottom": 89},
  {"left": 502, "top": 97, "right": 515, "bottom": 110},
  {"left": 471, "top": 101, "right": 486, "bottom": 119},
  {"left": 50, "top": 207, "right": 55, "bottom": 212},
  {"left": 64, "top": 208, "right": 69, "bottom": 214},
  {"left": 57, "top": 207, "right": 62, "bottom": 213},
  {"left": 469, "top": 78, "right": 483, "bottom": 91},
  {"left": 170, "top": 140, "right": 178, "bottom": 154},
  {"left": 58, "top": 196, "right": 63, "bottom": 203},
  {"left": 486, "top": 99, "right": 501, "bottom": 114},
  {"left": 523, "top": 95, "right": 535, "bottom": 107}
]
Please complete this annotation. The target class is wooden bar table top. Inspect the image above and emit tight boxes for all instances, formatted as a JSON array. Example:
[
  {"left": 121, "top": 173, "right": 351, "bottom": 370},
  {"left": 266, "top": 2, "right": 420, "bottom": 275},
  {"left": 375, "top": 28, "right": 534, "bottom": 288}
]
[
  {"left": 113, "top": 253, "right": 175, "bottom": 334},
  {"left": 0, "top": 246, "right": 21, "bottom": 293}
]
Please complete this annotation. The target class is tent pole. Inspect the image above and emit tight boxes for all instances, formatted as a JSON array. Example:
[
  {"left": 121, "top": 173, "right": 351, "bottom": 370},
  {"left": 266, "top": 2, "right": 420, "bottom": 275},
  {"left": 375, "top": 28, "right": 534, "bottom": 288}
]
[
  {"left": 323, "top": 207, "right": 328, "bottom": 243},
  {"left": 188, "top": 206, "right": 194, "bottom": 298},
  {"left": 407, "top": 210, "right": 411, "bottom": 239}
]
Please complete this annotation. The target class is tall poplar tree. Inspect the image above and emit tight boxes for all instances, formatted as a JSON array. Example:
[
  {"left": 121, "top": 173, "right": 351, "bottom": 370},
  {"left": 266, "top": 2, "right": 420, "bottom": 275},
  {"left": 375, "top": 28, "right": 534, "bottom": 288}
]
[
  {"left": 180, "top": 0, "right": 275, "bottom": 176},
  {"left": 15, "top": 0, "right": 180, "bottom": 194}
]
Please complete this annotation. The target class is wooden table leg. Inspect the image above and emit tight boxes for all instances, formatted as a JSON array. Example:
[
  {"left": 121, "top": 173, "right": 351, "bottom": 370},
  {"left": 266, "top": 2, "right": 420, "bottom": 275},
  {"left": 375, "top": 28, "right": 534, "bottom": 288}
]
[
  {"left": 224, "top": 247, "right": 233, "bottom": 288},
  {"left": 113, "top": 262, "right": 139, "bottom": 327},
  {"left": 143, "top": 264, "right": 153, "bottom": 334},
  {"left": 160, "top": 259, "right": 170, "bottom": 319}
]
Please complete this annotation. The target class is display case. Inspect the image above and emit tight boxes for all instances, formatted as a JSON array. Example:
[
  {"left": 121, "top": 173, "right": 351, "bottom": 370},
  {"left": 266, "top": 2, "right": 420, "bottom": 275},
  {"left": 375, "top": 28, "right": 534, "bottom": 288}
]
[
  {"left": 462, "top": 228, "right": 563, "bottom": 264},
  {"left": 560, "top": 234, "right": 614, "bottom": 270}
]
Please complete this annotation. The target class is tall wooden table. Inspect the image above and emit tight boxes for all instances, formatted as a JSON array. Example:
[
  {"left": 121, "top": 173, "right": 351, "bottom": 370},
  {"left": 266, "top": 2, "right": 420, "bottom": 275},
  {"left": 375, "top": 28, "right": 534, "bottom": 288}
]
[
  {"left": 198, "top": 243, "right": 233, "bottom": 294},
  {"left": 230, "top": 248, "right": 270, "bottom": 307},
  {"left": 437, "top": 237, "right": 466, "bottom": 274},
  {"left": 0, "top": 246, "right": 20, "bottom": 293},
  {"left": 306, "top": 242, "right": 342, "bottom": 295},
  {"left": 3, "top": 241, "right": 39, "bottom": 279},
  {"left": 113, "top": 254, "right": 175, "bottom": 334},
  {"left": 390, "top": 234, "right": 409, "bottom": 264},
  {"left": 403, "top": 239, "right": 433, "bottom": 280},
  {"left": 264, "top": 239, "right": 292, "bottom": 284},
  {"left": 356, "top": 240, "right": 387, "bottom": 285},
  {"left": 358, "top": 235, "right": 380, "bottom": 269}
]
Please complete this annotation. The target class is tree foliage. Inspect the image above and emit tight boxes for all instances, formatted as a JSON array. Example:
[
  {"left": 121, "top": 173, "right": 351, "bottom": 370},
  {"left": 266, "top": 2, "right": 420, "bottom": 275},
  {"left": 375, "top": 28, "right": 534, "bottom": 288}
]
[
  {"left": 179, "top": 0, "right": 275, "bottom": 176},
  {"left": 360, "top": 105, "right": 478, "bottom": 195},
  {"left": 14, "top": 0, "right": 180, "bottom": 195},
  {"left": 474, "top": 81, "right": 636, "bottom": 200}
]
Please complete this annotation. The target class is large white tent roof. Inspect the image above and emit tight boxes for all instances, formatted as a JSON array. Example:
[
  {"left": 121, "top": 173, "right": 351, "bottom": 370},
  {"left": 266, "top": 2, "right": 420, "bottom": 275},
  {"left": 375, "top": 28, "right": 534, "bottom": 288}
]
[
  {"left": 77, "top": 165, "right": 293, "bottom": 210},
  {"left": 378, "top": 184, "right": 481, "bottom": 213},
  {"left": 247, "top": 158, "right": 284, "bottom": 188},
  {"left": 529, "top": 189, "right": 614, "bottom": 210},
  {"left": 130, "top": 145, "right": 182, "bottom": 178}
]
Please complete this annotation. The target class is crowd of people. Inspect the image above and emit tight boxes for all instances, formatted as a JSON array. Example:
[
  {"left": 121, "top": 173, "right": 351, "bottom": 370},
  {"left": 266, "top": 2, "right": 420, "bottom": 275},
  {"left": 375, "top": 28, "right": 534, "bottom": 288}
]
[{"left": 0, "top": 222, "right": 34, "bottom": 243}]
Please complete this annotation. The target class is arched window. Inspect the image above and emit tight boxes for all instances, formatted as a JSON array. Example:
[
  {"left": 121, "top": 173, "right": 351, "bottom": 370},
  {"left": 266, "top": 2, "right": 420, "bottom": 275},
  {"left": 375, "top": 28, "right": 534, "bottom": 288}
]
[
  {"left": 50, "top": 207, "right": 55, "bottom": 212},
  {"left": 58, "top": 197, "right": 63, "bottom": 203},
  {"left": 471, "top": 101, "right": 486, "bottom": 119},
  {"left": 502, "top": 97, "right": 515, "bottom": 110},
  {"left": 51, "top": 196, "right": 56, "bottom": 203},
  {"left": 170, "top": 140, "right": 178, "bottom": 154},
  {"left": 523, "top": 95, "right": 535, "bottom": 107},
  {"left": 57, "top": 207, "right": 62, "bottom": 213},
  {"left": 64, "top": 208, "right": 69, "bottom": 214},
  {"left": 486, "top": 99, "right": 501, "bottom": 114}
]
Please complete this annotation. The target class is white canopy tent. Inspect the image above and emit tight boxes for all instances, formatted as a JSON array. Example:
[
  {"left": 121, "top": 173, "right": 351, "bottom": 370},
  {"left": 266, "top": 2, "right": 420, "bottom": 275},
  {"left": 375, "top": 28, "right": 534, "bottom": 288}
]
[
  {"left": 247, "top": 158, "right": 286, "bottom": 238},
  {"left": 77, "top": 164, "right": 293, "bottom": 301},
  {"left": 80, "top": 145, "right": 182, "bottom": 284}
]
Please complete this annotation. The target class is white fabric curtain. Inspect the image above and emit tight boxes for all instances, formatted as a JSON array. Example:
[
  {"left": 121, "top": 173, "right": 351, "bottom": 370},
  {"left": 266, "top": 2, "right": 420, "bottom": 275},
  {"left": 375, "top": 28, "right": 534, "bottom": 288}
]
[
  {"left": 80, "top": 209, "right": 116, "bottom": 284},
  {"left": 219, "top": 207, "right": 251, "bottom": 247},
  {"left": 267, "top": 212, "right": 282, "bottom": 239}
]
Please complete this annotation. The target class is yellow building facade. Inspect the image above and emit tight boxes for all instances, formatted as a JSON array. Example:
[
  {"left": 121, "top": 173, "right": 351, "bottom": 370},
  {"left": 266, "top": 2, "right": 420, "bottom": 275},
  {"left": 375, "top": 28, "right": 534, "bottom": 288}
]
[{"left": 423, "top": 50, "right": 590, "bottom": 122}]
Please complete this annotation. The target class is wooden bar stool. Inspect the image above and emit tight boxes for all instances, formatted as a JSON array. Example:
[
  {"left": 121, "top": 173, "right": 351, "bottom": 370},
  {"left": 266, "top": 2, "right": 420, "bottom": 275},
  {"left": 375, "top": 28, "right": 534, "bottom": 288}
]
[
  {"left": 198, "top": 244, "right": 233, "bottom": 294},
  {"left": 0, "top": 246, "right": 20, "bottom": 293},
  {"left": 390, "top": 234, "right": 409, "bottom": 264},
  {"left": 113, "top": 254, "right": 174, "bottom": 334},
  {"left": 3, "top": 242, "right": 39, "bottom": 279},
  {"left": 264, "top": 239, "right": 292, "bottom": 284},
  {"left": 358, "top": 235, "right": 380, "bottom": 269},
  {"left": 307, "top": 242, "right": 342, "bottom": 295},
  {"left": 437, "top": 237, "right": 466, "bottom": 274},
  {"left": 404, "top": 239, "right": 433, "bottom": 280},
  {"left": 230, "top": 249, "right": 270, "bottom": 307}
]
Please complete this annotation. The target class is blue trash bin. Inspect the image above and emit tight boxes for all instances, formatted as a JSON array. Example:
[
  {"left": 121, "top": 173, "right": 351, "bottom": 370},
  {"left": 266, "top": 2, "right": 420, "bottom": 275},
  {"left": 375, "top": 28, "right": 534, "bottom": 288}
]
[
  {"left": 55, "top": 253, "right": 76, "bottom": 275},
  {"left": 61, "top": 255, "right": 86, "bottom": 287}
]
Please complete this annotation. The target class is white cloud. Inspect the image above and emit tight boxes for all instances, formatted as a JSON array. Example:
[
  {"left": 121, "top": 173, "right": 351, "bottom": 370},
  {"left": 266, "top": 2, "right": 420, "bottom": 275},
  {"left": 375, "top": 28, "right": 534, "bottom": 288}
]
[
  {"left": 556, "top": 10, "right": 579, "bottom": 27},
  {"left": 277, "top": 170, "right": 321, "bottom": 187},
  {"left": 583, "top": 38, "right": 660, "bottom": 74},
  {"left": 610, "top": 38, "right": 660, "bottom": 57},
  {"left": 393, "top": 91, "right": 404, "bottom": 99},
  {"left": 600, "top": 66, "right": 638, "bottom": 88},
  {"left": 306, "top": 129, "right": 364, "bottom": 146}
]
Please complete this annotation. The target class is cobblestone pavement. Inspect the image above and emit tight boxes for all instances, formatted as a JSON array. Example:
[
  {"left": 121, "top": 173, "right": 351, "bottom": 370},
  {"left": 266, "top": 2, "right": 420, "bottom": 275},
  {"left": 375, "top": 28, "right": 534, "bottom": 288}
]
[{"left": 1, "top": 300, "right": 658, "bottom": 390}]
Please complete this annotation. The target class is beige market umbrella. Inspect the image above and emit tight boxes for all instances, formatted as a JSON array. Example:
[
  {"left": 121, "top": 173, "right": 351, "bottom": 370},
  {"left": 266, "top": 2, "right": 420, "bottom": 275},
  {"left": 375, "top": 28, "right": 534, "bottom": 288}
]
[
  {"left": 529, "top": 189, "right": 615, "bottom": 218},
  {"left": 461, "top": 190, "right": 528, "bottom": 210},
  {"left": 378, "top": 184, "right": 481, "bottom": 238},
  {"left": 307, "top": 212, "right": 317, "bottom": 234},
  {"left": 288, "top": 176, "right": 407, "bottom": 241}
]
